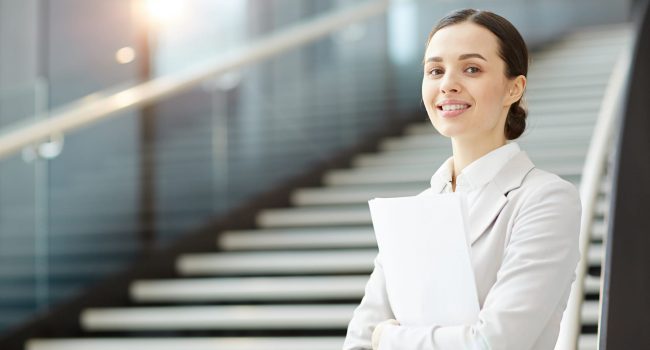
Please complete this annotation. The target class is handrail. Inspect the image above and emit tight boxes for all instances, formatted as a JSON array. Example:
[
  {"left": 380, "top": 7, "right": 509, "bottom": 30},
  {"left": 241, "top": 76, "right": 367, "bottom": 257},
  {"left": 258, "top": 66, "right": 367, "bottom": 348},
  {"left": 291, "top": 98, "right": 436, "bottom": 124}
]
[
  {"left": 0, "top": 0, "right": 388, "bottom": 160},
  {"left": 554, "top": 28, "right": 634, "bottom": 350}
]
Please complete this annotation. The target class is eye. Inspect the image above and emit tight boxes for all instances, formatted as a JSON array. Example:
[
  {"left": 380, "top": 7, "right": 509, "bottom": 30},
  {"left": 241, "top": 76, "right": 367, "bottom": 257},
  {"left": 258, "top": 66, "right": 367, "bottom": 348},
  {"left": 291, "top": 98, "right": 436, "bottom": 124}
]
[
  {"left": 427, "top": 68, "right": 443, "bottom": 76},
  {"left": 465, "top": 66, "right": 481, "bottom": 74}
]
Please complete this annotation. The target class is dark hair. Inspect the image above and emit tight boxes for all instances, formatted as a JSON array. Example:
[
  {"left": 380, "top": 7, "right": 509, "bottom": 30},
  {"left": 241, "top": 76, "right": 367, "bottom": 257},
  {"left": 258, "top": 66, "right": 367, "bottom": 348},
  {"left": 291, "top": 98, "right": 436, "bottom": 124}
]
[{"left": 424, "top": 9, "right": 529, "bottom": 140}]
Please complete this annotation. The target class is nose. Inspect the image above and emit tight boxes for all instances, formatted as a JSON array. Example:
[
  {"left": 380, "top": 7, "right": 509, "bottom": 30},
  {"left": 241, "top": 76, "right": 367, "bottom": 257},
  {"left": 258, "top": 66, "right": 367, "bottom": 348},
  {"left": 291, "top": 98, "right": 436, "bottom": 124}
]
[{"left": 440, "top": 71, "right": 461, "bottom": 94}]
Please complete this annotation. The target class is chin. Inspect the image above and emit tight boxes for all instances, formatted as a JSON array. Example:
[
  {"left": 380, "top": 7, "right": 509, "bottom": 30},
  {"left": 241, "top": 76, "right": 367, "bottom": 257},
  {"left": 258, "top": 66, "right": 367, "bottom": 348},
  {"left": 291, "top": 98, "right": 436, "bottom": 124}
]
[{"left": 429, "top": 120, "right": 464, "bottom": 138}]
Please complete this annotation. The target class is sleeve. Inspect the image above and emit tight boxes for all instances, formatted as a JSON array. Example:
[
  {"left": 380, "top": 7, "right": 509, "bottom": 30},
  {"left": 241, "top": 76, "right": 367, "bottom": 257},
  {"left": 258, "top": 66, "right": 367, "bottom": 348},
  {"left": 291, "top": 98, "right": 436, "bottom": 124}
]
[
  {"left": 342, "top": 253, "right": 396, "bottom": 350},
  {"left": 377, "top": 179, "right": 582, "bottom": 350}
]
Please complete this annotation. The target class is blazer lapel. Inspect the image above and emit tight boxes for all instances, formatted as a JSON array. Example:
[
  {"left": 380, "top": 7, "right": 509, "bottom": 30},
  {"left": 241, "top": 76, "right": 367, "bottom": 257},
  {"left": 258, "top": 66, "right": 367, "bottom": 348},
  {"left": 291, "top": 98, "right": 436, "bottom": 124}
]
[{"left": 468, "top": 151, "right": 536, "bottom": 246}]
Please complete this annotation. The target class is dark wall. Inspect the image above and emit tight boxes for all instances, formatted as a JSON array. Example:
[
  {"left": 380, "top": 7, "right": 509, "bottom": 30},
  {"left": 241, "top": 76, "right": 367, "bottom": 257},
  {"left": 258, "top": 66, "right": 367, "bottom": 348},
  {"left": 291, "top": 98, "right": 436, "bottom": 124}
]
[{"left": 601, "top": 0, "right": 650, "bottom": 348}]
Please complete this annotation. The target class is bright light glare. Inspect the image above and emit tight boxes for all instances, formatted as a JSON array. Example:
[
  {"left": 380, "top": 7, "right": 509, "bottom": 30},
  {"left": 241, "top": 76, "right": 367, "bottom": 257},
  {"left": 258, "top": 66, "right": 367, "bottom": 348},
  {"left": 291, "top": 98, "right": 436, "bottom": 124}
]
[
  {"left": 144, "top": 0, "right": 184, "bottom": 26},
  {"left": 115, "top": 47, "right": 136, "bottom": 64}
]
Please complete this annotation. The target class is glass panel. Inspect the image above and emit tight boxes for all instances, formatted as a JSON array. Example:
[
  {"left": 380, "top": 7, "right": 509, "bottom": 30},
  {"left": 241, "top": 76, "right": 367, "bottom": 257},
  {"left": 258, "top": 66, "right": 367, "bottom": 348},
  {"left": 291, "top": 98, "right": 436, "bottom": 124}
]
[
  {"left": 150, "top": 1, "right": 406, "bottom": 242},
  {"left": 0, "top": 85, "right": 44, "bottom": 333}
]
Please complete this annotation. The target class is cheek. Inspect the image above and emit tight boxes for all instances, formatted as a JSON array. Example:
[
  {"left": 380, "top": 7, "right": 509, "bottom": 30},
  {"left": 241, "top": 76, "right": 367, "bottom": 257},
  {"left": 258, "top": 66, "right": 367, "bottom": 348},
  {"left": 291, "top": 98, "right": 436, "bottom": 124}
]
[
  {"left": 474, "top": 83, "right": 504, "bottom": 113},
  {"left": 421, "top": 80, "right": 430, "bottom": 99},
  {"left": 421, "top": 80, "right": 437, "bottom": 109}
]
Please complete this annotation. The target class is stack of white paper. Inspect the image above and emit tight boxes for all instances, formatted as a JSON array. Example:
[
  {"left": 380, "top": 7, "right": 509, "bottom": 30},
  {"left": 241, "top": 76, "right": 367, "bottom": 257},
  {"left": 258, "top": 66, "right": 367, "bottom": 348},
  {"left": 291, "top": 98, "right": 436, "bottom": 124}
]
[{"left": 368, "top": 192, "right": 480, "bottom": 327}]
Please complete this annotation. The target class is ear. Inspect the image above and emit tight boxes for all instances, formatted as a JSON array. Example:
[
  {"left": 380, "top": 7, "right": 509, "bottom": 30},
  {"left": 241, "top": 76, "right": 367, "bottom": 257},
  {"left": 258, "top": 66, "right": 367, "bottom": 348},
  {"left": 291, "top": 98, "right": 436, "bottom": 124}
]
[{"left": 505, "top": 75, "right": 527, "bottom": 106}]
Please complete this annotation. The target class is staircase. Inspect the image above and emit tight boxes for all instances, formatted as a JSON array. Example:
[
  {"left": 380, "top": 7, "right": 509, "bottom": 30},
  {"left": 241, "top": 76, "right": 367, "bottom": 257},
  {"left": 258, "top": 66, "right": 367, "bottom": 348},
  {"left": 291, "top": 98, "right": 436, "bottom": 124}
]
[{"left": 25, "top": 24, "right": 631, "bottom": 350}]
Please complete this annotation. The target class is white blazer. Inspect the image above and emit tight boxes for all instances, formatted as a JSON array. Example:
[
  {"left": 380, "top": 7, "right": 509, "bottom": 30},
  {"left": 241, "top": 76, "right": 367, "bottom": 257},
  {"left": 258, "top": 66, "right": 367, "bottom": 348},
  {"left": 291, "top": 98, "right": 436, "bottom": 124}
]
[{"left": 343, "top": 150, "right": 582, "bottom": 350}]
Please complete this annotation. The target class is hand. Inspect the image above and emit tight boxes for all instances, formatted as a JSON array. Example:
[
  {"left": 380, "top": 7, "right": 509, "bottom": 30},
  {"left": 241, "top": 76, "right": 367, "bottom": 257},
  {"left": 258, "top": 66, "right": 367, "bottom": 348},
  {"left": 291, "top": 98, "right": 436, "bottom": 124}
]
[{"left": 371, "top": 318, "right": 400, "bottom": 350}]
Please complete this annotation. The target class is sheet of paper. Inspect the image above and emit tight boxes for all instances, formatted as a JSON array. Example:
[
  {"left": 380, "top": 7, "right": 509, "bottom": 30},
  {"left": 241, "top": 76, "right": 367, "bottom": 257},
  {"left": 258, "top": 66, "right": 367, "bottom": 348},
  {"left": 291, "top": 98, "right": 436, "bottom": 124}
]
[{"left": 368, "top": 192, "right": 480, "bottom": 327}]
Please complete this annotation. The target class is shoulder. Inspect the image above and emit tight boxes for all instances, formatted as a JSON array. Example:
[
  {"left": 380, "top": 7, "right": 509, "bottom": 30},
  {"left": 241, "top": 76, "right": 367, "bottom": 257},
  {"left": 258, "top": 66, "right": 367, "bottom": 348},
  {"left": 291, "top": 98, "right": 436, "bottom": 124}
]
[
  {"left": 518, "top": 167, "right": 579, "bottom": 198},
  {"left": 510, "top": 167, "right": 582, "bottom": 218}
]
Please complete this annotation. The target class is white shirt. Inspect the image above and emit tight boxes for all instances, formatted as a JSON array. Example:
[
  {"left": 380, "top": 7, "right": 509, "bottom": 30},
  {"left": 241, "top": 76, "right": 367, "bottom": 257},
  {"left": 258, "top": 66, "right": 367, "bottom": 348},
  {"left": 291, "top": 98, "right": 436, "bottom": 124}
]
[
  {"left": 434, "top": 142, "right": 521, "bottom": 242},
  {"left": 434, "top": 141, "right": 521, "bottom": 194}
]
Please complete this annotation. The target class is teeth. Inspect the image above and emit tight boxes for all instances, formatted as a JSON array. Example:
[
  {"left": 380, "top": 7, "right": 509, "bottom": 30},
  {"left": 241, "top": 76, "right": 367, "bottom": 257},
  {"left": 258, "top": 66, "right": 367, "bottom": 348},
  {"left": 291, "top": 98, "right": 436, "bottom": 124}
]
[{"left": 441, "top": 104, "right": 469, "bottom": 111}]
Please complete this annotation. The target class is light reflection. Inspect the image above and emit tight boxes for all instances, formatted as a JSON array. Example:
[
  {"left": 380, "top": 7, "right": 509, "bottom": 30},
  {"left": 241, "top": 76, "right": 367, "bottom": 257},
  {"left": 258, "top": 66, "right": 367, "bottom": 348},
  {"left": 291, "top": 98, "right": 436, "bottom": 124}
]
[
  {"left": 115, "top": 46, "right": 136, "bottom": 64},
  {"left": 114, "top": 90, "right": 138, "bottom": 108},
  {"left": 143, "top": 0, "right": 185, "bottom": 26}
]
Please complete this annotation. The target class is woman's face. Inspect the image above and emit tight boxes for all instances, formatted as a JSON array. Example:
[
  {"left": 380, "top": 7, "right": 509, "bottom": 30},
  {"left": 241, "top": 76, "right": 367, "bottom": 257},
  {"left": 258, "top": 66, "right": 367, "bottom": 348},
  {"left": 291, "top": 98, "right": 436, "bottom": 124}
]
[{"left": 422, "top": 21, "right": 520, "bottom": 142}]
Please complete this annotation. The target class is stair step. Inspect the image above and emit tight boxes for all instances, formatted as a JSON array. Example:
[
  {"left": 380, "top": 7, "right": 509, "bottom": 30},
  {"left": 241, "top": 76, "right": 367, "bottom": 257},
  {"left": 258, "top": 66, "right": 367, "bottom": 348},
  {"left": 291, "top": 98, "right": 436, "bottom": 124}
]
[
  {"left": 180, "top": 240, "right": 603, "bottom": 276},
  {"left": 587, "top": 243, "right": 604, "bottom": 267},
  {"left": 131, "top": 275, "right": 367, "bottom": 303},
  {"left": 219, "top": 227, "right": 375, "bottom": 250},
  {"left": 525, "top": 77, "right": 608, "bottom": 93},
  {"left": 532, "top": 51, "right": 618, "bottom": 67},
  {"left": 293, "top": 179, "right": 608, "bottom": 207},
  {"left": 404, "top": 114, "right": 598, "bottom": 136},
  {"left": 594, "top": 198, "right": 609, "bottom": 217},
  {"left": 259, "top": 197, "right": 604, "bottom": 229},
  {"left": 591, "top": 221, "right": 606, "bottom": 241},
  {"left": 257, "top": 205, "right": 370, "bottom": 228},
  {"left": 364, "top": 141, "right": 589, "bottom": 161},
  {"left": 526, "top": 75, "right": 616, "bottom": 90},
  {"left": 323, "top": 163, "right": 583, "bottom": 186},
  {"left": 579, "top": 334, "right": 598, "bottom": 350},
  {"left": 381, "top": 125, "right": 594, "bottom": 152},
  {"left": 82, "top": 294, "right": 602, "bottom": 332},
  {"left": 353, "top": 147, "right": 588, "bottom": 167},
  {"left": 80, "top": 304, "right": 357, "bottom": 331},
  {"left": 581, "top": 300, "right": 599, "bottom": 325},
  {"left": 292, "top": 184, "right": 424, "bottom": 206},
  {"left": 178, "top": 249, "right": 377, "bottom": 276},
  {"left": 585, "top": 274, "right": 601, "bottom": 294},
  {"left": 530, "top": 57, "right": 616, "bottom": 73},
  {"left": 26, "top": 337, "right": 345, "bottom": 350}
]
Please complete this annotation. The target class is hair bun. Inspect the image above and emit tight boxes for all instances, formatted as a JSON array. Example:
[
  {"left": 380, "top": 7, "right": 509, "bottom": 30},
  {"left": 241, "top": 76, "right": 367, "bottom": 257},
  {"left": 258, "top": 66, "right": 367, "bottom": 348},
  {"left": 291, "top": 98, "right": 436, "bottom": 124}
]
[{"left": 505, "top": 101, "right": 527, "bottom": 140}]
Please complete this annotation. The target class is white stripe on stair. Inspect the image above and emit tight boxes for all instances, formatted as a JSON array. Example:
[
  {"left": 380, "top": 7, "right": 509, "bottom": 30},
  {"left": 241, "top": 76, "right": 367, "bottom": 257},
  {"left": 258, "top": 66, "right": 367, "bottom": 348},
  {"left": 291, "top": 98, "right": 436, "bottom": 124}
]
[
  {"left": 581, "top": 300, "right": 599, "bottom": 325},
  {"left": 257, "top": 205, "right": 370, "bottom": 227},
  {"left": 219, "top": 227, "right": 375, "bottom": 250},
  {"left": 131, "top": 275, "right": 368, "bottom": 302},
  {"left": 323, "top": 162, "right": 583, "bottom": 186},
  {"left": 27, "top": 337, "right": 345, "bottom": 350},
  {"left": 81, "top": 304, "right": 357, "bottom": 331},
  {"left": 292, "top": 184, "right": 423, "bottom": 206},
  {"left": 380, "top": 125, "right": 594, "bottom": 152},
  {"left": 352, "top": 148, "right": 588, "bottom": 168},
  {"left": 178, "top": 249, "right": 377, "bottom": 276}
]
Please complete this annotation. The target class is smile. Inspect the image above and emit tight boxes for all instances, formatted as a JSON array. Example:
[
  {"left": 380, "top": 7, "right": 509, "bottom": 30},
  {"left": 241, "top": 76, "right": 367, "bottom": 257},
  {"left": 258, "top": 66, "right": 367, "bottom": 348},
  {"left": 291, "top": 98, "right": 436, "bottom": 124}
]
[
  {"left": 438, "top": 104, "right": 470, "bottom": 111},
  {"left": 438, "top": 104, "right": 471, "bottom": 118}
]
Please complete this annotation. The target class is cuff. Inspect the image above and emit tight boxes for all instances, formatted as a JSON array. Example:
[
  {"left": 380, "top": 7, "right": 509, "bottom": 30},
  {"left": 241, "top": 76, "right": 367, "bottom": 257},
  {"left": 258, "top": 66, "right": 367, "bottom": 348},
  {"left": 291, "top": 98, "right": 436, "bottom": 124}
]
[
  {"left": 377, "top": 324, "right": 400, "bottom": 350},
  {"left": 377, "top": 324, "right": 475, "bottom": 350}
]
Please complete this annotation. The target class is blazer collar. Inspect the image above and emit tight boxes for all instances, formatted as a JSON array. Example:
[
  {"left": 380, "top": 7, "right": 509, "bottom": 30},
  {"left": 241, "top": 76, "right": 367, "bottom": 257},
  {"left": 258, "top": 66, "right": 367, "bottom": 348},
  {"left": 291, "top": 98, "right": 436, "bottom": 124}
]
[
  {"left": 466, "top": 150, "right": 535, "bottom": 246},
  {"left": 429, "top": 142, "right": 521, "bottom": 194}
]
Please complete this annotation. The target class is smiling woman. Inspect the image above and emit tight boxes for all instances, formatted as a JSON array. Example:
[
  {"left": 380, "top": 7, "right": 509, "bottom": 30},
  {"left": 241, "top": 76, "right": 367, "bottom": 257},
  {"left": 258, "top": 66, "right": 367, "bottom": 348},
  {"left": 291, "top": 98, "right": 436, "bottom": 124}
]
[
  {"left": 421, "top": 9, "right": 528, "bottom": 174},
  {"left": 343, "top": 8, "right": 582, "bottom": 350}
]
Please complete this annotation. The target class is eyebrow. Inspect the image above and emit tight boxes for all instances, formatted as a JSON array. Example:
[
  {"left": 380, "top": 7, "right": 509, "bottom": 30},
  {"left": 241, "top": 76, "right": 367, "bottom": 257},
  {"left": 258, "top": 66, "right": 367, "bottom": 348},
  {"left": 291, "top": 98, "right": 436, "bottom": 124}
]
[{"left": 425, "top": 53, "right": 488, "bottom": 63}]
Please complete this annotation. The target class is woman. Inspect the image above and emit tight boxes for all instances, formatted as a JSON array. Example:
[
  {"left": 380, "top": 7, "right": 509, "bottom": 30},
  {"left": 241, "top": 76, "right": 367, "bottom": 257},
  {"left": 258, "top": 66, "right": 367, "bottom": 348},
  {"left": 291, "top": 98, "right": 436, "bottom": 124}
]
[{"left": 343, "top": 8, "right": 582, "bottom": 350}]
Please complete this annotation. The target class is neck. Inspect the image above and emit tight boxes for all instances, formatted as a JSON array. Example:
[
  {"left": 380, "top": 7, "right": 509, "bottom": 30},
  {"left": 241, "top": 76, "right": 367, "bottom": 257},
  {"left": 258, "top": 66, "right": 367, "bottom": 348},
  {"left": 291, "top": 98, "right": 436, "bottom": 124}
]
[{"left": 450, "top": 134, "right": 507, "bottom": 182}]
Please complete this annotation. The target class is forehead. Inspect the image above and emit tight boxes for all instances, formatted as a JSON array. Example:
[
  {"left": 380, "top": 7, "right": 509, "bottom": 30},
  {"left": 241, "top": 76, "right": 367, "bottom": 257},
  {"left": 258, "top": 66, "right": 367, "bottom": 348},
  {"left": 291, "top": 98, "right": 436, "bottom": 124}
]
[{"left": 425, "top": 22, "right": 500, "bottom": 60}]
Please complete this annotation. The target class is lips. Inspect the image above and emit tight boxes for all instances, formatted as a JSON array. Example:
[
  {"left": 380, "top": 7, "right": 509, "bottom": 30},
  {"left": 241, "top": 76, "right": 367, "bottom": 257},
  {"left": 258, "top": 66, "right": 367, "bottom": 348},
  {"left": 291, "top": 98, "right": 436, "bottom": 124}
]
[
  {"left": 435, "top": 99, "right": 472, "bottom": 118},
  {"left": 439, "top": 104, "right": 470, "bottom": 111},
  {"left": 436, "top": 99, "right": 472, "bottom": 111}
]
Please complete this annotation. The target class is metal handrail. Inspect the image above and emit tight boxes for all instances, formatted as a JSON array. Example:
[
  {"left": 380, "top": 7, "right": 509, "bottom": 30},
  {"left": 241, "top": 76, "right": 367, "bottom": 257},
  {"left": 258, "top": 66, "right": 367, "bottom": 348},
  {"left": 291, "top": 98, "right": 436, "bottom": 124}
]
[
  {"left": 0, "top": 0, "right": 388, "bottom": 160},
  {"left": 554, "top": 30, "right": 634, "bottom": 350}
]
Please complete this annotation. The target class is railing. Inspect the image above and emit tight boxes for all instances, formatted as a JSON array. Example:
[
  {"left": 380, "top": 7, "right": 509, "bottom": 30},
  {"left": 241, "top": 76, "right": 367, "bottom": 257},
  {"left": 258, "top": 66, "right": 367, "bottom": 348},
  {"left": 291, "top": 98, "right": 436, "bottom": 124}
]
[
  {"left": 0, "top": 0, "right": 388, "bottom": 160},
  {"left": 554, "top": 29, "right": 634, "bottom": 350}
]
